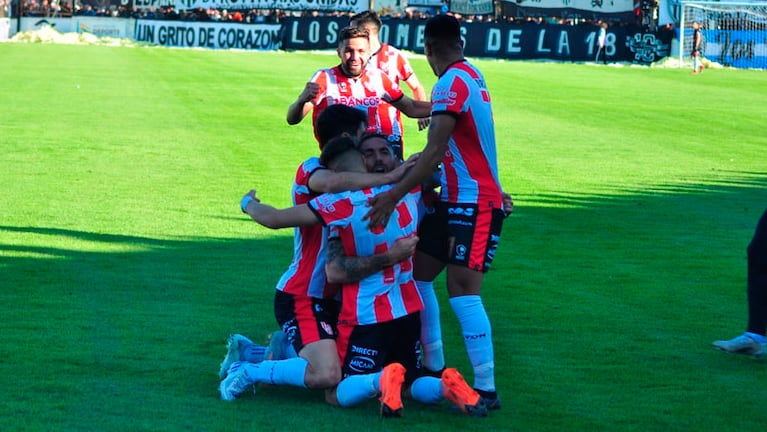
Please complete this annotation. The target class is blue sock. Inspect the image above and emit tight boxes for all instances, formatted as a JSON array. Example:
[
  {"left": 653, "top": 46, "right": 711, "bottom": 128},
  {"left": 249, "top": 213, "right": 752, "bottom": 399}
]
[
  {"left": 416, "top": 280, "right": 445, "bottom": 372},
  {"left": 242, "top": 357, "right": 308, "bottom": 388},
  {"left": 241, "top": 343, "right": 267, "bottom": 363},
  {"left": 409, "top": 376, "right": 443, "bottom": 404},
  {"left": 449, "top": 295, "right": 495, "bottom": 392},
  {"left": 335, "top": 372, "right": 382, "bottom": 407}
]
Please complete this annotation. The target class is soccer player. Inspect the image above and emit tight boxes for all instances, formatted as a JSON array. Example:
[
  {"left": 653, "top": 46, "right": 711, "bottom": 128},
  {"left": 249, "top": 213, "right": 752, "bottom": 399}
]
[
  {"left": 350, "top": 10, "right": 430, "bottom": 159},
  {"left": 231, "top": 138, "right": 488, "bottom": 417},
  {"left": 712, "top": 208, "right": 767, "bottom": 357},
  {"left": 365, "top": 14, "right": 507, "bottom": 410},
  {"left": 219, "top": 105, "right": 417, "bottom": 401},
  {"left": 286, "top": 25, "right": 431, "bottom": 147}
]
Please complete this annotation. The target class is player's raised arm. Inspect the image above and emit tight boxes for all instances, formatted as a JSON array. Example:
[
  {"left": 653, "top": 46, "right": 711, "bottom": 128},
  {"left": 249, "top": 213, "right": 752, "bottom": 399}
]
[
  {"left": 286, "top": 82, "right": 320, "bottom": 125},
  {"left": 240, "top": 189, "right": 319, "bottom": 229}
]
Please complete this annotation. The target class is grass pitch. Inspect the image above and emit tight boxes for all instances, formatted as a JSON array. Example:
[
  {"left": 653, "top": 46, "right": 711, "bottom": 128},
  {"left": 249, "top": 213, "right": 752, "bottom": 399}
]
[{"left": 1, "top": 42, "right": 766, "bottom": 431}]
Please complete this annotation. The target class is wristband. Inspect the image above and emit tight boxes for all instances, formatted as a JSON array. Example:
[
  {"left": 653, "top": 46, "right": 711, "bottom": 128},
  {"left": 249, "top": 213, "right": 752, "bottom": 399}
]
[{"left": 240, "top": 195, "right": 254, "bottom": 213}]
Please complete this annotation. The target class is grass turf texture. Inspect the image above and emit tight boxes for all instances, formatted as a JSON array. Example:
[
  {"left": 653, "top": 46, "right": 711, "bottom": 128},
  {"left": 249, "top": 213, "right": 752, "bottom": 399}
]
[{"left": 1, "top": 43, "right": 766, "bottom": 431}]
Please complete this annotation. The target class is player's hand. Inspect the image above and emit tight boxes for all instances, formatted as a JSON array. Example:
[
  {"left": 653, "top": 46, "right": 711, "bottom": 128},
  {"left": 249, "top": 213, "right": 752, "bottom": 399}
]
[
  {"left": 364, "top": 190, "right": 398, "bottom": 228},
  {"left": 240, "top": 189, "right": 260, "bottom": 213},
  {"left": 388, "top": 153, "right": 419, "bottom": 182},
  {"left": 501, "top": 191, "right": 514, "bottom": 217},
  {"left": 403, "top": 152, "right": 421, "bottom": 165},
  {"left": 388, "top": 235, "right": 419, "bottom": 263},
  {"left": 300, "top": 82, "right": 320, "bottom": 104},
  {"left": 417, "top": 117, "right": 431, "bottom": 131}
]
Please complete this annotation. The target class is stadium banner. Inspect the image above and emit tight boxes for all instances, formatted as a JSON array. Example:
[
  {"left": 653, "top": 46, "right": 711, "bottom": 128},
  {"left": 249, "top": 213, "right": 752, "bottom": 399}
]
[
  {"left": 500, "top": 0, "right": 636, "bottom": 22},
  {"left": 73, "top": 17, "right": 134, "bottom": 38},
  {"left": 135, "top": 0, "right": 177, "bottom": 8},
  {"left": 281, "top": 16, "right": 673, "bottom": 63},
  {"left": 134, "top": 19, "right": 281, "bottom": 49},
  {"left": 700, "top": 29, "right": 767, "bottom": 69},
  {"left": 451, "top": 0, "right": 494, "bottom": 15},
  {"left": 19, "top": 17, "right": 75, "bottom": 32},
  {"left": 173, "top": 0, "right": 367, "bottom": 12}
]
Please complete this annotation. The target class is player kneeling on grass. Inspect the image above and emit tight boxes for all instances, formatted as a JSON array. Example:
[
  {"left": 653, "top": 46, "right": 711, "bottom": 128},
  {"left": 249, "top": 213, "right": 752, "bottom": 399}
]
[{"left": 234, "top": 137, "right": 488, "bottom": 417}]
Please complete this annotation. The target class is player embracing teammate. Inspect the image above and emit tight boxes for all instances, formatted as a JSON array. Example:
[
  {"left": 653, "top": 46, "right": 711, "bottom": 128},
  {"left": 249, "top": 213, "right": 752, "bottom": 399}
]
[{"left": 223, "top": 13, "right": 512, "bottom": 419}]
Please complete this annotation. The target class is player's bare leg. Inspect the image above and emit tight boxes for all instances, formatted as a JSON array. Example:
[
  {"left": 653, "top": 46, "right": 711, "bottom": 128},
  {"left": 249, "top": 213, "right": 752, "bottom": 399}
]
[{"left": 299, "top": 339, "right": 342, "bottom": 389}]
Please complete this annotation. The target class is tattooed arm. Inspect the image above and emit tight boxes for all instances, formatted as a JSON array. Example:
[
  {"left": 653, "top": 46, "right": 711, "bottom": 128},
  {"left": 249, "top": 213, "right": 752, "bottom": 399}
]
[{"left": 325, "top": 235, "right": 419, "bottom": 284}]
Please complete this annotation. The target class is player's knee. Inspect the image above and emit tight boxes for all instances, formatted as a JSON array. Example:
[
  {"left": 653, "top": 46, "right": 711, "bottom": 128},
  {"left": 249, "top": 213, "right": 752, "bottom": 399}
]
[{"left": 304, "top": 365, "right": 342, "bottom": 389}]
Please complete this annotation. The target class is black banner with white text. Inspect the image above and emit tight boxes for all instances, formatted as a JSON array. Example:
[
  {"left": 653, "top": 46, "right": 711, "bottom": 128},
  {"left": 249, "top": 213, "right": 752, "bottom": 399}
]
[{"left": 281, "top": 16, "right": 673, "bottom": 64}]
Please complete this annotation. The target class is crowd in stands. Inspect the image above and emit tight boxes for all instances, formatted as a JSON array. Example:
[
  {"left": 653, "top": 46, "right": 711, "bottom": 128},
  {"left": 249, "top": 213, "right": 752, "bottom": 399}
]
[{"left": 4, "top": 0, "right": 658, "bottom": 29}]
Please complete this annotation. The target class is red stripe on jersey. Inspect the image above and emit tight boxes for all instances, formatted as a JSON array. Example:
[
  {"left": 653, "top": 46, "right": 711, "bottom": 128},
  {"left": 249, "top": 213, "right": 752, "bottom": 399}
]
[
  {"left": 399, "top": 279, "right": 422, "bottom": 315},
  {"left": 337, "top": 223, "right": 362, "bottom": 326},
  {"left": 374, "top": 242, "right": 395, "bottom": 285},
  {"left": 373, "top": 292, "right": 394, "bottom": 323},
  {"left": 395, "top": 200, "right": 414, "bottom": 228}
]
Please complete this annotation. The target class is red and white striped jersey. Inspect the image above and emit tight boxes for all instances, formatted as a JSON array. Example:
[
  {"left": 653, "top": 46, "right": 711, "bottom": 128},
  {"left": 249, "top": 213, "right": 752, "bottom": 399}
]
[
  {"left": 367, "top": 43, "right": 417, "bottom": 143},
  {"left": 308, "top": 185, "right": 423, "bottom": 326},
  {"left": 309, "top": 65, "right": 404, "bottom": 145},
  {"left": 275, "top": 157, "right": 338, "bottom": 299},
  {"left": 431, "top": 60, "right": 503, "bottom": 208}
]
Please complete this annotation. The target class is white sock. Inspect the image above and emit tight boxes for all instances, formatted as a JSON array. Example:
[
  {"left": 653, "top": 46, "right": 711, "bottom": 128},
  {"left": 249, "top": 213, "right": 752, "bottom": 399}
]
[
  {"left": 416, "top": 280, "right": 445, "bottom": 371},
  {"left": 409, "top": 376, "right": 443, "bottom": 404},
  {"left": 335, "top": 372, "right": 382, "bottom": 407},
  {"left": 449, "top": 295, "right": 495, "bottom": 392},
  {"left": 242, "top": 358, "right": 308, "bottom": 388}
]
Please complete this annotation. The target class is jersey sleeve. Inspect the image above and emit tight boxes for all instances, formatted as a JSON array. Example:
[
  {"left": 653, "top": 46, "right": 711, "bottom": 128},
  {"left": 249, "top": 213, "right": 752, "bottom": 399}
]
[
  {"left": 308, "top": 192, "right": 355, "bottom": 227},
  {"left": 430, "top": 74, "right": 466, "bottom": 118},
  {"left": 395, "top": 51, "right": 415, "bottom": 82},
  {"left": 381, "top": 73, "right": 404, "bottom": 104}
]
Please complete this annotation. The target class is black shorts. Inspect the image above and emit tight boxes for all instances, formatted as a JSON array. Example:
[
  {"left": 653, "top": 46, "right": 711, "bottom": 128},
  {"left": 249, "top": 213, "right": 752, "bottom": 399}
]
[
  {"left": 273, "top": 290, "right": 340, "bottom": 353},
  {"left": 417, "top": 201, "right": 505, "bottom": 272},
  {"left": 337, "top": 313, "right": 422, "bottom": 385}
]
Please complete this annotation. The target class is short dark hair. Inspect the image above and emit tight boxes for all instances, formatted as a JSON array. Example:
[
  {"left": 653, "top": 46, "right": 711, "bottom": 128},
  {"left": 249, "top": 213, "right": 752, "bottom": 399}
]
[
  {"left": 358, "top": 132, "right": 391, "bottom": 149},
  {"left": 319, "top": 135, "right": 359, "bottom": 167},
  {"left": 424, "top": 14, "right": 462, "bottom": 52},
  {"left": 339, "top": 25, "right": 369, "bottom": 44},
  {"left": 315, "top": 104, "right": 367, "bottom": 149},
  {"left": 350, "top": 10, "right": 382, "bottom": 30}
]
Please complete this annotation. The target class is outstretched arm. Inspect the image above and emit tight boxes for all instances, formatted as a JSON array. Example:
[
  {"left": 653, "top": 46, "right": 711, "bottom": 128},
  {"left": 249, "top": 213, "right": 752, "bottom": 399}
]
[
  {"left": 241, "top": 190, "right": 319, "bottom": 229},
  {"left": 391, "top": 95, "right": 432, "bottom": 120},
  {"left": 307, "top": 156, "right": 417, "bottom": 194},
  {"left": 403, "top": 74, "right": 430, "bottom": 131},
  {"left": 325, "top": 235, "right": 419, "bottom": 284}
]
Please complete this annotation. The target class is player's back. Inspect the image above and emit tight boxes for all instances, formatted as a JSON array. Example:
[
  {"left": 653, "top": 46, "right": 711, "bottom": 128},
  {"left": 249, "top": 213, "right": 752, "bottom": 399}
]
[
  {"left": 312, "top": 185, "right": 423, "bottom": 325},
  {"left": 275, "top": 157, "right": 335, "bottom": 299},
  {"left": 434, "top": 61, "right": 502, "bottom": 206}
]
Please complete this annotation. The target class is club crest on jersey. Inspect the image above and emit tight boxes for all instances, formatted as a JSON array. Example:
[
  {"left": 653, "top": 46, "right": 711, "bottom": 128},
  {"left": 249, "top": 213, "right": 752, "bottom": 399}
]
[
  {"left": 339, "top": 82, "right": 347, "bottom": 92},
  {"left": 320, "top": 321, "right": 334, "bottom": 337}
]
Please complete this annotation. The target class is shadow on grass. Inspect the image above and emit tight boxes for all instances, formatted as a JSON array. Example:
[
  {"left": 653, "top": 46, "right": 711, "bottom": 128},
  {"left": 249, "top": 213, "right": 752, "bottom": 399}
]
[{"left": 0, "top": 171, "right": 765, "bottom": 431}]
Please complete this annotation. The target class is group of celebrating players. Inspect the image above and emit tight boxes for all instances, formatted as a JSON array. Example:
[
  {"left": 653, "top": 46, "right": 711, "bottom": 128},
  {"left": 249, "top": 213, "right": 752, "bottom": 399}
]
[{"left": 218, "top": 11, "right": 512, "bottom": 418}]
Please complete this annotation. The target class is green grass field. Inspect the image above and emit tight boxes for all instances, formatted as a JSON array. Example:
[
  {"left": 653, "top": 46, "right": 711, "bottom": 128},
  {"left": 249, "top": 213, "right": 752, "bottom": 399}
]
[{"left": 1, "top": 42, "right": 766, "bottom": 431}]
